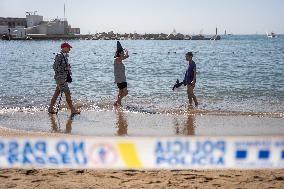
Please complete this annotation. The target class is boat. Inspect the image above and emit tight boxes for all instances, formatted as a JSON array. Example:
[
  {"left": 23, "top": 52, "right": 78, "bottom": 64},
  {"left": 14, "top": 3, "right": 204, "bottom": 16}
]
[
  {"left": 266, "top": 32, "right": 277, "bottom": 38},
  {"left": 210, "top": 35, "right": 221, "bottom": 40},
  {"left": 1, "top": 34, "right": 10, "bottom": 40}
]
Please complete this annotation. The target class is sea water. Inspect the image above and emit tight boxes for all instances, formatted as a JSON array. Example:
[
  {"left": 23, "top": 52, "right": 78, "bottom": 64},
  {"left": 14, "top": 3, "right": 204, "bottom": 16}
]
[
  {"left": 0, "top": 35, "right": 283, "bottom": 113},
  {"left": 0, "top": 35, "right": 283, "bottom": 135}
]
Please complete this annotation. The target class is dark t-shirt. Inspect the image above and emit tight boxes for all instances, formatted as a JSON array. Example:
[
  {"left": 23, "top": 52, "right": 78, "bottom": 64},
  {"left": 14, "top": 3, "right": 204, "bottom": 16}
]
[{"left": 183, "top": 61, "right": 196, "bottom": 85}]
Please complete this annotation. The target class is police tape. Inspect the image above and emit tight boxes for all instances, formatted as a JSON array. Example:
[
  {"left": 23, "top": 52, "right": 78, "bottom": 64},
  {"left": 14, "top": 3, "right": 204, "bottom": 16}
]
[{"left": 0, "top": 136, "right": 283, "bottom": 169}]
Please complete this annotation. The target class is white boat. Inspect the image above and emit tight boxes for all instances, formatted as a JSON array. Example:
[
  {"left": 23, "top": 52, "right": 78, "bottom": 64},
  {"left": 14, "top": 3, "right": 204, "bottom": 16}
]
[{"left": 266, "top": 32, "right": 277, "bottom": 38}]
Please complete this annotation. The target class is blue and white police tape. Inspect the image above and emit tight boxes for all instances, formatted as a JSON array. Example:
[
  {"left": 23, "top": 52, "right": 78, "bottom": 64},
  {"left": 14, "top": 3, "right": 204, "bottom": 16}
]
[{"left": 0, "top": 136, "right": 283, "bottom": 169}]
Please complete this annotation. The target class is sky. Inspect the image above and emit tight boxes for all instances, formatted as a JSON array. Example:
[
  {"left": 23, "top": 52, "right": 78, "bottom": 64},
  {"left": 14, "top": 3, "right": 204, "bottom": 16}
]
[{"left": 1, "top": 0, "right": 284, "bottom": 34}]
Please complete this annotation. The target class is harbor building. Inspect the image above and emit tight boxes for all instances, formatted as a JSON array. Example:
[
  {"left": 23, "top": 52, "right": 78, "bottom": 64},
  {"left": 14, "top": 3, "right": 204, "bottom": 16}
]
[
  {"left": 0, "top": 17, "right": 27, "bottom": 37},
  {"left": 0, "top": 11, "right": 80, "bottom": 38}
]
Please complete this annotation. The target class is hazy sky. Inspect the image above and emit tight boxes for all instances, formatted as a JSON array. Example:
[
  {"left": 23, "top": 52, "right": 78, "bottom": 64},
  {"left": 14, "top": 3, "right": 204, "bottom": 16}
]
[{"left": 1, "top": 0, "right": 283, "bottom": 34}]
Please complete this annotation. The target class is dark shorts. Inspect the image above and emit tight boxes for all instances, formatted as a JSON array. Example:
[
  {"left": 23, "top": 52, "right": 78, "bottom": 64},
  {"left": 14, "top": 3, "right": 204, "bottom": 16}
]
[{"left": 117, "top": 82, "right": 127, "bottom": 90}]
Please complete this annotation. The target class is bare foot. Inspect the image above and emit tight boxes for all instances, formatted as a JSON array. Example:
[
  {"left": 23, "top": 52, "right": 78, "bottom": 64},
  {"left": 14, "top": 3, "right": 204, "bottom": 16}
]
[
  {"left": 114, "top": 101, "right": 122, "bottom": 107},
  {"left": 188, "top": 104, "right": 193, "bottom": 109},
  {"left": 48, "top": 108, "right": 56, "bottom": 114}
]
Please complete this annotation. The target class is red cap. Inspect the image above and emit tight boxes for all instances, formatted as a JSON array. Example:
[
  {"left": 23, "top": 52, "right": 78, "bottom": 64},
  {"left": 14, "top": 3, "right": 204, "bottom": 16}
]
[{"left": 61, "top": 42, "right": 72, "bottom": 49}]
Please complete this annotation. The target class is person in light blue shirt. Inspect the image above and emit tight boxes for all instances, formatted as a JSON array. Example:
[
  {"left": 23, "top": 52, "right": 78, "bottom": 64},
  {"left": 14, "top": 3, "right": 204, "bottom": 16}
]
[{"left": 183, "top": 52, "right": 198, "bottom": 107}]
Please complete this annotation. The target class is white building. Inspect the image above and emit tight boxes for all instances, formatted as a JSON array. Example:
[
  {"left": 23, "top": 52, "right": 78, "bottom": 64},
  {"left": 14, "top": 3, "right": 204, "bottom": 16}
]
[
  {"left": 26, "top": 14, "right": 43, "bottom": 27},
  {"left": 0, "top": 17, "right": 27, "bottom": 37},
  {"left": 1, "top": 12, "right": 80, "bottom": 37},
  {"left": 26, "top": 18, "right": 68, "bottom": 35}
]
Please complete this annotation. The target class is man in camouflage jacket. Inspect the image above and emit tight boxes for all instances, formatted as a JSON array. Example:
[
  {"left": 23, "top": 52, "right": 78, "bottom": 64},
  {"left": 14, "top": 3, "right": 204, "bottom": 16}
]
[{"left": 48, "top": 42, "right": 80, "bottom": 115}]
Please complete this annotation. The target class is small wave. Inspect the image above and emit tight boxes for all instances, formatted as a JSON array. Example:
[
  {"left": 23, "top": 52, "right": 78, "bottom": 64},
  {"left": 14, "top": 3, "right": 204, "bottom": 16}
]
[
  {"left": 0, "top": 106, "right": 47, "bottom": 114},
  {"left": 0, "top": 103, "right": 283, "bottom": 118},
  {"left": 162, "top": 108, "right": 284, "bottom": 118}
]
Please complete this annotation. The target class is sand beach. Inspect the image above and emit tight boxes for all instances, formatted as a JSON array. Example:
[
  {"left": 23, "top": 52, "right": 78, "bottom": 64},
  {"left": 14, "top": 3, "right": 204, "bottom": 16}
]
[{"left": 0, "top": 110, "right": 284, "bottom": 189}]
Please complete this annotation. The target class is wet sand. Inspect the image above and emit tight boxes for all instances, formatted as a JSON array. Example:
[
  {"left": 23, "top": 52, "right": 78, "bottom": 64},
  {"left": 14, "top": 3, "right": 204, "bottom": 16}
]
[{"left": 0, "top": 109, "right": 283, "bottom": 136}]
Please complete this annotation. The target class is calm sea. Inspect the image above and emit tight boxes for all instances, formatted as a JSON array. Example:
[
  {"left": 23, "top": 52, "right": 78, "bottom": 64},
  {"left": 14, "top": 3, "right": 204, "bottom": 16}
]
[{"left": 0, "top": 35, "right": 284, "bottom": 115}]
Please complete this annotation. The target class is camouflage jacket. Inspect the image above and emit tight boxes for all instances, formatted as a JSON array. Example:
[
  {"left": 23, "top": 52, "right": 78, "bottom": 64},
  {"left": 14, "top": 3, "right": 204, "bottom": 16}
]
[{"left": 53, "top": 52, "right": 70, "bottom": 84}]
